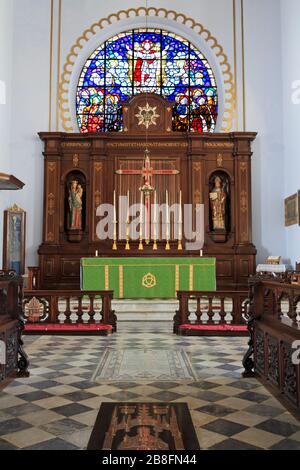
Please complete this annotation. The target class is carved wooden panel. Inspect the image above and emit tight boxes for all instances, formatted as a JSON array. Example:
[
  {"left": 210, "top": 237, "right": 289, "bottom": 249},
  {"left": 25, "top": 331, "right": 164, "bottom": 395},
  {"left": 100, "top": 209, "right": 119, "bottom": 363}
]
[
  {"left": 45, "top": 161, "right": 59, "bottom": 243},
  {"left": 216, "top": 259, "right": 233, "bottom": 278},
  {"left": 44, "top": 258, "right": 55, "bottom": 277},
  {"left": 61, "top": 259, "right": 80, "bottom": 278},
  {"left": 38, "top": 105, "right": 257, "bottom": 289},
  {"left": 92, "top": 161, "right": 103, "bottom": 241},
  {"left": 267, "top": 335, "right": 279, "bottom": 386},
  {"left": 123, "top": 94, "right": 172, "bottom": 134},
  {"left": 255, "top": 328, "right": 265, "bottom": 375},
  {"left": 5, "top": 326, "right": 18, "bottom": 378},
  {"left": 239, "top": 258, "right": 251, "bottom": 278},
  {"left": 237, "top": 160, "right": 250, "bottom": 243},
  {"left": 281, "top": 342, "right": 298, "bottom": 406}
]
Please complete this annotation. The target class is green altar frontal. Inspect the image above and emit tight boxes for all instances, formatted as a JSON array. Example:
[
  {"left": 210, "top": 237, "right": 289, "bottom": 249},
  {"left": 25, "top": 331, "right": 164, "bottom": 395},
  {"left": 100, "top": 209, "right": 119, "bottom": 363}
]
[{"left": 81, "top": 257, "right": 216, "bottom": 299}]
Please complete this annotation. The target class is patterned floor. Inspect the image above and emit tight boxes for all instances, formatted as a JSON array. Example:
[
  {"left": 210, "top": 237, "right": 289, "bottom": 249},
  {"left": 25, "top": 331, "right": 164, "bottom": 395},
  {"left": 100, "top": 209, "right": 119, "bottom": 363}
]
[{"left": 0, "top": 322, "right": 300, "bottom": 450}]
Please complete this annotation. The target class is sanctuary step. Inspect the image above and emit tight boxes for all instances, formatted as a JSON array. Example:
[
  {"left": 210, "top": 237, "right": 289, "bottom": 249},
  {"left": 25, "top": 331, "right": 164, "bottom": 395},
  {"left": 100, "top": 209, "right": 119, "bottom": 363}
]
[
  {"left": 112, "top": 299, "right": 178, "bottom": 321},
  {"left": 112, "top": 299, "right": 236, "bottom": 322}
]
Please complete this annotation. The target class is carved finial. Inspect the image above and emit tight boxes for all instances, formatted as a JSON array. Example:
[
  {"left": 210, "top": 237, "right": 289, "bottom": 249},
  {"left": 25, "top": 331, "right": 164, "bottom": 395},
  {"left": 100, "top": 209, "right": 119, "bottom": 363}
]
[{"left": 8, "top": 204, "right": 24, "bottom": 213}]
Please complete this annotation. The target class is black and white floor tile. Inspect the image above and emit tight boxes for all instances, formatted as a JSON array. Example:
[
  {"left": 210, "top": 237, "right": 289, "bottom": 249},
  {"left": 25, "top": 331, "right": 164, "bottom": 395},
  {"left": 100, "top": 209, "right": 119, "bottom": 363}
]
[{"left": 0, "top": 322, "right": 300, "bottom": 450}]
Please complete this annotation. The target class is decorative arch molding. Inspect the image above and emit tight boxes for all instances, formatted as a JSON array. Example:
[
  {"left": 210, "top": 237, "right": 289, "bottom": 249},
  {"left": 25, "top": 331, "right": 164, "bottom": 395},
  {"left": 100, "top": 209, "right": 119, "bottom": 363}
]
[{"left": 59, "top": 7, "right": 235, "bottom": 133}]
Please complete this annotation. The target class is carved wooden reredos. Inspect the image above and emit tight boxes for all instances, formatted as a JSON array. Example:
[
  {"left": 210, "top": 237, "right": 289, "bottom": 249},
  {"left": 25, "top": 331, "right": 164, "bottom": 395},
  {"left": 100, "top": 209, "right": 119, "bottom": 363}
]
[{"left": 39, "top": 94, "right": 257, "bottom": 290}]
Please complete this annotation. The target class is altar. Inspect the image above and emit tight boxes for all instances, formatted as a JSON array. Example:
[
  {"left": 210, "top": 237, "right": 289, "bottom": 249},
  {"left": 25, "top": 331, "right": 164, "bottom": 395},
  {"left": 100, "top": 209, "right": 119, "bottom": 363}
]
[
  {"left": 37, "top": 93, "right": 257, "bottom": 291},
  {"left": 81, "top": 257, "right": 216, "bottom": 299}
]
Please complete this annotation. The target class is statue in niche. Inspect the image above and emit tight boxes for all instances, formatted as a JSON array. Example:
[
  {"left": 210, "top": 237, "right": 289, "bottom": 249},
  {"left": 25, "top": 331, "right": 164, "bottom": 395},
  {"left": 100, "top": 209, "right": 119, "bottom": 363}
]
[
  {"left": 209, "top": 176, "right": 227, "bottom": 231},
  {"left": 68, "top": 180, "right": 83, "bottom": 230}
]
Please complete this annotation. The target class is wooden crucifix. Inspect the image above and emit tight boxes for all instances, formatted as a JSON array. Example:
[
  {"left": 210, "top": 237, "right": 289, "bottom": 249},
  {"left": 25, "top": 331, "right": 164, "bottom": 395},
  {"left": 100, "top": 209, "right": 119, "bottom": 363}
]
[{"left": 115, "top": 148, "right": 180, "bottom": 244}]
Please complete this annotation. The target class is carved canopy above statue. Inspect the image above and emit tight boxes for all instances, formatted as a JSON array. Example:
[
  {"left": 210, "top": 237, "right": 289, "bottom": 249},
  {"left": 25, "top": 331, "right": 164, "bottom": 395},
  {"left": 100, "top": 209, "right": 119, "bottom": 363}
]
[{"left": 38, "top": 94, "right": 257, "bottom": 290}]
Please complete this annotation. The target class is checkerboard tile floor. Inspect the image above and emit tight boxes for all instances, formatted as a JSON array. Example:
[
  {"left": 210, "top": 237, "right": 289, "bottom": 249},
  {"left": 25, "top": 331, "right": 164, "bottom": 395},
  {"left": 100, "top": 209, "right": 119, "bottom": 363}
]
[{"left": 1, "top": 321, "right": 300, "bottom": 450}]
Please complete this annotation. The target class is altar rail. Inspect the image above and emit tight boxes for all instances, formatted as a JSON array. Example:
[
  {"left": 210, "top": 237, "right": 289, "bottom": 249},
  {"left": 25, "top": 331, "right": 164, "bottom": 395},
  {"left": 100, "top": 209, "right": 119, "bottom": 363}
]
[
  {"left": 243, "top": 280, "right": 300, "bottom": 413},
  {"left": 174, "top": 290, "right": 249, "bottom": 334},
  {"left": 23, "top": 290, "right": 116, "bottom": 331}
]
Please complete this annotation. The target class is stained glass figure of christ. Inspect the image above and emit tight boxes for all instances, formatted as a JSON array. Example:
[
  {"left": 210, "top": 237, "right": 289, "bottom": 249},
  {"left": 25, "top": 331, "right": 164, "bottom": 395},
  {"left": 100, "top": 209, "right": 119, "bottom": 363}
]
[{"left": 76, "top": 29, "right": 218, "bottom": 133}]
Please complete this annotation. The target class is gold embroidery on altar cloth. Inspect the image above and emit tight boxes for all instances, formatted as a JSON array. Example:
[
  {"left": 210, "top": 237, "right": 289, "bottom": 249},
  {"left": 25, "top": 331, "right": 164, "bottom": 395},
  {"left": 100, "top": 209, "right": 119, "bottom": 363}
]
[
  {"left": 189, "top": 265, "right": 194, "bottom": 290},
  {"left": 175, "top": 265, "right": 180, "bottom": 295},
  {"left": 105, "top": 265, "right": 109, "bottom": 290},
  {"left": 119, "top": 266, "right": 123, "bottom": 298},
  {"left": 142, "top": 273, "right": 157, "bottom": 289}
]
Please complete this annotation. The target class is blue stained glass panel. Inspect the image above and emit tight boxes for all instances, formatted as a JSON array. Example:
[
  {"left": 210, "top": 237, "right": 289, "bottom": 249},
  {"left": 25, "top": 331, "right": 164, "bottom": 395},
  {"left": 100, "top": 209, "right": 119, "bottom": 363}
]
[{"left": 76, "top": 29, "right": 218, "bottom": 133}]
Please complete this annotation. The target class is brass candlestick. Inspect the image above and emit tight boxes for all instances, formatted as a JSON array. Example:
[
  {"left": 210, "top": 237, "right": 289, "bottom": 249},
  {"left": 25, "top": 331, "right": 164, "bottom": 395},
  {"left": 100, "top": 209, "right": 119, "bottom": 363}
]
[
  {"left": 153, "top": 239, "right": 158, "bottom": 250},
  {"left": 138, "top": 237, "right": 144, "bottom": 251},
  {"left": 165, "top": 239, "right": 170, "bottom": 251},
  {"left": 177, "top": 240, "right": 183, "bottom": 251},
  {"left": 112, "top": 221, "right": 118, "bottom": 250},
  {"left": 125, "top": 222, "right": 130, "bottom": 250}
]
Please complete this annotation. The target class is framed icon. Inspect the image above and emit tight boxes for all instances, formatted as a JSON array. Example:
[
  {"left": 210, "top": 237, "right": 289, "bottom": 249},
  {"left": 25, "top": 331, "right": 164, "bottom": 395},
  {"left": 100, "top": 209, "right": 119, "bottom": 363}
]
[
  {"left": 3, "top": 204, "right": 26, "bottom": 275},
  {"left": 285, "top": 194, "right": 298, "bottom": 227}
]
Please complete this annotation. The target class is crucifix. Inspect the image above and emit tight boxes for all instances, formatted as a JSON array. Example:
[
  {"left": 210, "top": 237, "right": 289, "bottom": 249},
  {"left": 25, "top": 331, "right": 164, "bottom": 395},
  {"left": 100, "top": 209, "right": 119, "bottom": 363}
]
[{"left": 115, "top": 148, "right": 180, "bottom": 246}]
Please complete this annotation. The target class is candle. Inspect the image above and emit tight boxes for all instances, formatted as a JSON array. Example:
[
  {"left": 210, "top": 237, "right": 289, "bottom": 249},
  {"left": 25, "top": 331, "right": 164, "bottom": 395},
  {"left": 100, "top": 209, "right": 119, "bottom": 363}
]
[
  {"left": 179, "top": 191, "right": 182, "bottom": 222},
  {"left": 153, "top": 191, "right": 157, "bottom": 240},
  {"left": 140, "top": 191, "right": 143, "bottom": 238},
  {"left": 166, "top": 190, "right": 169, "bottom": 223},
  {"left": 200, "top": 250, "right": 203, "bottom": 257},
  {"left": 166, "top": 190, "right": 170, "bottom": 240},
  {"left": 153, "top": 191, "right": 157, "bottom": 223},
  {"left": 178, "top": 190, "right": 182, "bottom": 240},
  {"left": 126, "top": 190, "right": 130, "bottom": 224},
  {"left": 95, "top": 250, "right": 98, "bottom": 257},
  {"left": 113, "top": 190, "right": 116, "bottom": 220},
  {"left": 113, "top": 190, "right": 117, "bottom": 239}
]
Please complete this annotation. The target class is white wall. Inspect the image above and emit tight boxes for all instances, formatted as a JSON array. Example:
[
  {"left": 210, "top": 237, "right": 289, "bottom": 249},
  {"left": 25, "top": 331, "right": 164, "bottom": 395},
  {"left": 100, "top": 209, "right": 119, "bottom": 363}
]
[
  {"left": 243, "top": 0, "right": 286, "bottom": 262},
  {"left": 0, "top": 0, "right": 14, "bottom": 266},
  {"left": 281, "top": 0, "right": 300, "bottom": 267},
  {"left": 4, "top": 0, "right": 289, "bottom": 266},
  {"left": 8, "top": 0, "right": 50, "bottom": 266}
]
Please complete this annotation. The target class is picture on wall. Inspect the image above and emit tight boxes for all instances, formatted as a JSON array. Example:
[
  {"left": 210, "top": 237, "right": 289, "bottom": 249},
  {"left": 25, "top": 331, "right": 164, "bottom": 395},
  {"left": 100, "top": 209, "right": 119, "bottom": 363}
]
[
  {"left": 3, "top": 204, "right": 26, "bottom": 275},
  {"left": 285, "top": 193, "right": 298, "bottom": 227}
]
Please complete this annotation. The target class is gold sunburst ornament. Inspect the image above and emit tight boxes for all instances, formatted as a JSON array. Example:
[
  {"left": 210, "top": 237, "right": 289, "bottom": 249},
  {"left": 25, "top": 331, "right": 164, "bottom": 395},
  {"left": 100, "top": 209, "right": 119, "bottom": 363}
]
[{"left": 135, "top": 103, "right": 160, "bottom": 129}]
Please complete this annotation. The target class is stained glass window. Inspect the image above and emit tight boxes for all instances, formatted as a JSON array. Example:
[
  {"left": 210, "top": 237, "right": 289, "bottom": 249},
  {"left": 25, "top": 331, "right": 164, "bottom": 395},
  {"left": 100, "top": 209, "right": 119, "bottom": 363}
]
[{"left": 76, "top": 29, "right": 218, "bottom": 133}]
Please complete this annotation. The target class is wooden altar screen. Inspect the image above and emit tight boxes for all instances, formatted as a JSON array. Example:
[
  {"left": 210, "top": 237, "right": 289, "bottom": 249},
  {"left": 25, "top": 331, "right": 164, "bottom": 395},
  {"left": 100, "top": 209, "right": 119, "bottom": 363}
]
[{"left": 38, "top": 94, "right": 257, "bottom": 290}]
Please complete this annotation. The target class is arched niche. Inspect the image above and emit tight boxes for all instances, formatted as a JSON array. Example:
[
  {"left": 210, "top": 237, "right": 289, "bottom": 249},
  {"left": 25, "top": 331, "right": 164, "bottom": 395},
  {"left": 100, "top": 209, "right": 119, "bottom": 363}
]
[
  {"left": 209, "top": 171, "right": 231, "bottom": 243},
  {"left": 64, "top": 171, "right": 86, "bottom": 242}
]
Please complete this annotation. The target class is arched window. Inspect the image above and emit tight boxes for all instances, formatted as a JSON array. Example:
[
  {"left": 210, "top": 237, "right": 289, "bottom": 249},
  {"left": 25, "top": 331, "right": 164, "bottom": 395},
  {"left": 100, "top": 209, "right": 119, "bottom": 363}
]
[{"left": 76, "top": 29, "right": 218, "bottom": 133}]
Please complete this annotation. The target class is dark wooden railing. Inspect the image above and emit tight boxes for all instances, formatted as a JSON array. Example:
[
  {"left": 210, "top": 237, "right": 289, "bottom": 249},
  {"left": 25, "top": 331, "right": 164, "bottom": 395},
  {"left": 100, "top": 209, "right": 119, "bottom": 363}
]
[
  {"left": 174, "top": 290, "right": 249, "bottom": 333},
  {"left": 23, "top": 290, "right": 116, "bottom": 331},
  {"left": 243, "top": 279, "right": 300, "bottom": 412}
]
